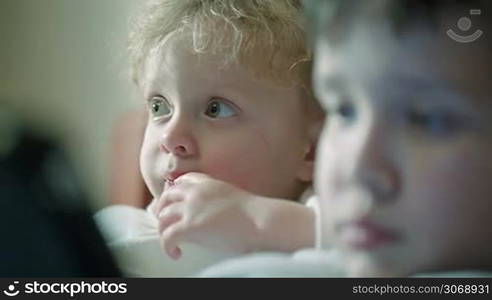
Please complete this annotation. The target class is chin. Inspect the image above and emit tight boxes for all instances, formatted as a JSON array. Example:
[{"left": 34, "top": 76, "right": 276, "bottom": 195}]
[{"left": 345, "top": 252, "right": 412, "bottom": 277}]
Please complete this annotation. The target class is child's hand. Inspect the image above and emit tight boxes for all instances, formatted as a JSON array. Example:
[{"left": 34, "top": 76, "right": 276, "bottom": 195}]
[{"left": 153, "top": 173, "right": 263, "bottom": 260}]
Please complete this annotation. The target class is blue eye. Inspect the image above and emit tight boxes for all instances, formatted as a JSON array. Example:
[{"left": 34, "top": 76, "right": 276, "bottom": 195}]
[
  {"left": 205, "top": 99, "right": 237, "bottom": 118},
  {"left": 330, "top": 101, "right": 356, "bottom": 125},
  {"left": 322, "top": 90, "right": 356, "bottom": 123},
  {"left": 148, "top": 96, "right": 172, "bottom": 119},
  {"left": 408, "top": 110, "right": 462, "bottom": 136}
]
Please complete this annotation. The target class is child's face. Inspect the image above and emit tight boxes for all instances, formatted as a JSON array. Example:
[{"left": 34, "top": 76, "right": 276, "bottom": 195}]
[
  {"left": 139, "top": 41, "right": 314, "bottom": 201},
  {"left": 314, "top": 22, "right": 492, "bottom": 276}
]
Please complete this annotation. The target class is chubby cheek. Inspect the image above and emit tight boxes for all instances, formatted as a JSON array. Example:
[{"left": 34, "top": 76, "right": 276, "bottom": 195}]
[
  {"left": 199, "top": 133, "right": 275, "bottom": 194},
  {"left": 402, "top": 145, "right": 492, "bottom": 256},
  {"left": 199, "top": 123, "right": 304, "bottom": 198}
]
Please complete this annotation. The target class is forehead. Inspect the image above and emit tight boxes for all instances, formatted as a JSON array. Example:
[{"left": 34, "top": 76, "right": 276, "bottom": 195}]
[
  {"left": 314, "top": 22, "right": 492, "bottom": 103},
  {"left": 141, "top": 39, "right": 304, "bottom": 108},
  {"left": 142, "top": 40, "right": 256, "bottom": 94}
]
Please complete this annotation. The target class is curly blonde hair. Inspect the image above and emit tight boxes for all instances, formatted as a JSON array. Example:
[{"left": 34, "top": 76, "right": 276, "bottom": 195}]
[{"left": 128, "top": 0, "right": 312, "bottom": 92}]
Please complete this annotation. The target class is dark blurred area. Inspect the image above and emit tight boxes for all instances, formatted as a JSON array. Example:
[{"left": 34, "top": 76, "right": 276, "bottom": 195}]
[{"left": 0, "top": 107, "right": 120, "bottom": 277}]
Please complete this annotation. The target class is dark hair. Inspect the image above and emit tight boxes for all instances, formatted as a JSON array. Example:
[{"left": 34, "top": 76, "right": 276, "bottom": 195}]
[{"left": 305, "top": 0, "right": 490, "bottom": 45}]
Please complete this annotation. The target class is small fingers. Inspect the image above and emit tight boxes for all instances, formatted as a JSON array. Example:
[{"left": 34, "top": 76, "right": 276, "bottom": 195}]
[
  {"left": 160, "top": 222, "right": 187, "bottom": 260},
  {"left": 158, "top": 200, "right": 185, "bottom": 233},
  {"left": 174, "top": 172, "right": 211, "bottom": 184},
  {"left": 158, "top": 211, "right": 182, "bottom": 235},
  {"left": 154, "top": 190, "right": 182, "bottom": 218}
]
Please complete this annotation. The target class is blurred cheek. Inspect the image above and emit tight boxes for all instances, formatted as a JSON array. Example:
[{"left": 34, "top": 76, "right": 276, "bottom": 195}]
[
  {"left": 315, "top": 121, "right": 336, "bottom": 183},
  {"left": 403, "top": 148, "right": 492, "bottom": 246},
  {"left": 314, "top": 133, "right": 338, "bottom": 207}
]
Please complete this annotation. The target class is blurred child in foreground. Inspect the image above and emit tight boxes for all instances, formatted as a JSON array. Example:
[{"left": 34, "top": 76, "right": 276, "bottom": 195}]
[{"left": 200, "top": 0, "right": 492, "bottom": 277}]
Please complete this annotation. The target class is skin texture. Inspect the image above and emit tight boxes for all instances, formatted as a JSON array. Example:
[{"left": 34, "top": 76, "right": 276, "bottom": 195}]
[
  {"left": 313, "top": 20, "right": 492, "bottom": 276},
  {"left": 139, "top": 40, "right": 319, "bottom": 259},
  {"left": 151, "top": 172, "right": 315, "bottom": 258}
]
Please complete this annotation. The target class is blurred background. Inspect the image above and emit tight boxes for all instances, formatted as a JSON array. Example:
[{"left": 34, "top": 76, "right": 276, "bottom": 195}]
[
  {"left": 1, "top": 0, "right": 153, "bottom": 276},
  {"left": 1, "top": 0, "right": 145, "bottom": 210}
]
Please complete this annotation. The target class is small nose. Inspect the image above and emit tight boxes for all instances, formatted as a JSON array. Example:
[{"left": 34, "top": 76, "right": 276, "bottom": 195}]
[
  {"left": 160, "top": 115, "right": 197, "bottom": 158},
  {"left": 350, "top": 119, "right": 400, "bottom": 202}
]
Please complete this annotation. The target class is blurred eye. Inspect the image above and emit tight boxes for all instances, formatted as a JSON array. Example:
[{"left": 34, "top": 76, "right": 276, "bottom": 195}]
[
  {"left": 337, "top": 102, "right": 356, "bottom": 121},
  {"left": 148, "top": 96, "right": 172, "bottom": 119},
  {"left": 205, "top": 99, "right": 237, "bottom": 118},
  {"left": 327, "top": 100, "right": 357, "bottom": 127},
  {"left": 324, "top": 92, "right": 357, "bottom": 125},
  {"left": 408, "top": 110, "right": 463, "bottom": 136}
]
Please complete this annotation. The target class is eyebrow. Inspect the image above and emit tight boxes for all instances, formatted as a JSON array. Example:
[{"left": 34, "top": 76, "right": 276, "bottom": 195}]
[
  {"left": 384, "top": 73, "right": 451, "bottom": 94},
  {"left": 383, "top": 74, "right": 484, "bottom": 116},
  {"left": 322, "top": 75, "right": 346, "bottom": 91},
  {"left": 316, "top": 70, "right": 476, "bottom": 110},
  {"left": 384, "top": 73, "right": 472, "bottom": 103},
  {"left": 319, "top": 69, "right": 449, "bottom": 90},
  {"left": 315, "top": 72, "right": 348, "bottom": 96}
]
